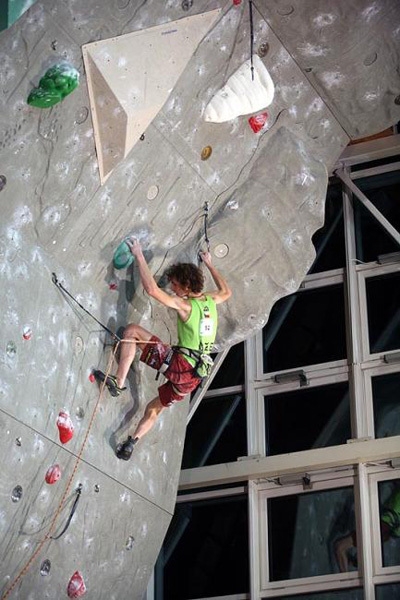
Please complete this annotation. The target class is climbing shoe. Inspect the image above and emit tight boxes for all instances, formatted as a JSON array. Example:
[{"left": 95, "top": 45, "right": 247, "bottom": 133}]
[
  {"left": 116, "top": 436, "right": 138, "bottom": 460},
  {"left": 93, "top": 370, "right": 126, "bottom": 397}
]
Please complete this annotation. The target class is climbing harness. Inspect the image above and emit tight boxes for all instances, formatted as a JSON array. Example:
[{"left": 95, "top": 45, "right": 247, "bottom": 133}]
[
  {"left": 249, "top": 0, "right": 254, "bottom": 81},
  {"left": 154, "top": 345, "right": 214, "bottom": 384},
  {"left": 175, "top": 346, "right": 214, "bottom": 379},
  {"left": 50, "top": 484, "right": 83, "bottom": 540}
]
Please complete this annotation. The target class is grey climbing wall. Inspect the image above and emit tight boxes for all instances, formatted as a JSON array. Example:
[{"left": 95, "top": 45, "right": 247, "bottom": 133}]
[{"left": 0, "top": 0, "right": 399, "bottom": 598}]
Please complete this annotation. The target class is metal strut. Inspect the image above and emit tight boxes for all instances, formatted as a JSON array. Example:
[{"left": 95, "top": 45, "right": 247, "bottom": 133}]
[{"left": 51, "top": 273, "right": 121, "bottom": 341}]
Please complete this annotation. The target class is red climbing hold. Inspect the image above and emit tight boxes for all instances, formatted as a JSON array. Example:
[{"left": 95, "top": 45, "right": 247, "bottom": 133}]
[
  {"left": 89, "top": 373, "right": 95, "bottom": 383},
  {"left": 109, "top": 281, "right": 118, "bottom": 291},
  {"left": 248, "top": 111, "right": 268, "bottom": 133},
  {"left": 57, "top": 410, "right": 74, "bottom": 444},
  {"left": 23, "top": 326, "right": 32, "bottom": 340},
  {"left": 233, "top": 0, "right": 242, "bottom": 5},
  {"left": 45, "top": 464, "right": 61, "bottom": 484},
  {"left": 67, "top": 571, "right": 87, "bottom": 598}
]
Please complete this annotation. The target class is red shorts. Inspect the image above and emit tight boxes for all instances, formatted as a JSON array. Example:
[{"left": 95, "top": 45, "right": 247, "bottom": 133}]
[{"left": 140, "top": 336, "right": 201, "bottom": 407}]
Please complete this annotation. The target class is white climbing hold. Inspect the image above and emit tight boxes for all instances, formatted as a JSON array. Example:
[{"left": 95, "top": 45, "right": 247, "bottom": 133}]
[{"left": 204, "top": 54, "right": 275, "bottom": 123}]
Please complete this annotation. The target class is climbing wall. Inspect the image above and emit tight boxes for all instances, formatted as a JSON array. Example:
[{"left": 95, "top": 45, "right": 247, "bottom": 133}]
[{"left": 1, "top": 0, "right": 400, "bottom": 598}]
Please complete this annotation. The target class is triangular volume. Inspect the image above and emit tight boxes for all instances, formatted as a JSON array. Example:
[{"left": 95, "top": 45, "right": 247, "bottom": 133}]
[{"left": 83, "top": 9, "right": 221, "bottom": 184}]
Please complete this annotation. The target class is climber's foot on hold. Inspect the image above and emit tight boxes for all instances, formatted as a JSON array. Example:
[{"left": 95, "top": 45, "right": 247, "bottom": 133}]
[
  {"left": 93, "top": 370, "right": 126, "bottom": 397},
  {"left": 116, "top": 436, "right": 138, "bottom": 460}
]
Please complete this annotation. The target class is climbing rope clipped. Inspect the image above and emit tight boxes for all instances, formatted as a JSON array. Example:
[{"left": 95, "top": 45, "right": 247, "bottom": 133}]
[{"left": 249, "top": 0, "right": 254, "bottom": 80}]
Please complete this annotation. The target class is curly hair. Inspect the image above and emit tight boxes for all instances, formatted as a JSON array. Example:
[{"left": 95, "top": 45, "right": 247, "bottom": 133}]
[{"left": 165, "top": 263, "right": 204, "bottom": 294}]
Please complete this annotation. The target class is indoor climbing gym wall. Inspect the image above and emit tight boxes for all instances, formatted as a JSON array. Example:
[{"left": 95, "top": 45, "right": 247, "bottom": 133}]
[{"left": 1, "top": 0, "right": 400, "bottom": 598}]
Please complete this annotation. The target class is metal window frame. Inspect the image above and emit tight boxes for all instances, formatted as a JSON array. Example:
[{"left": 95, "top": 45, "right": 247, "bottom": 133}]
[
  {"left": 253, "top": 472, "right": 361, "bottom": 596},
  {"left": 369, "top": 468, "right": 400, "bottom": 579},
  {"left": 357, "top": 263, "right": 400, "bottom": 363}
]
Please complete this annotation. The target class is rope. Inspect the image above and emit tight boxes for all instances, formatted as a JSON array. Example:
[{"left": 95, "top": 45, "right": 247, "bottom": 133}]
[
  {"left": 52, "top": 273, "right": 120, "bottom": 342},
  {"left": 203, "top": 201, "right": 210, "bottom": 252},
  {"left": 249, "top": 0, "right": 254, "bottom": 81},
  {"left": 1, "top": 345, "right": 118, "bottom": 600}
]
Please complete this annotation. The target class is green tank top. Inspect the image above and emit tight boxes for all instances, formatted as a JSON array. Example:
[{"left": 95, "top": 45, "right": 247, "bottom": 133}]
[
  {"left": 381, "top": 489, "right": 400, "bottom": 537},
  {"left": 177, "top": 295, "right": 218, "bottom": 361}
]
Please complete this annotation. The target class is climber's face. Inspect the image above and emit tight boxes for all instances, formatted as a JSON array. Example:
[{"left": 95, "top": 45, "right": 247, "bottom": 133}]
[{"left": 169, "top": 278, "right": 189, "bottom": 298}]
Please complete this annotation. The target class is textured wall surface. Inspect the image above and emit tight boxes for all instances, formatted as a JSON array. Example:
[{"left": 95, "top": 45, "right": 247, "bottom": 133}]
[{"left": 1, "top": 0, "right": 399, "bottom": 598}]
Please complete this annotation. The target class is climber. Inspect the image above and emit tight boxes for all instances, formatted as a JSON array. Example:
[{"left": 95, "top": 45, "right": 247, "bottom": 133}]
[
  {"left": 94, "top": 238, "right": 231, "bottom": 460},
  {"left": 334, "top": 483, "right": 400, "bottom": 572}
]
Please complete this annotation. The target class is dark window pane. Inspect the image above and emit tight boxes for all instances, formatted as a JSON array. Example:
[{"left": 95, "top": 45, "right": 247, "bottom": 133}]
[
  {"left": 158, "top": 496, "right": 249, "bottom": 599},
  {"left": 209, "top": 342, "right": 245, "bottom": 389},
  {"left": 263, "top": 285, "right": 346, "bottom": 372},
  {"left": 309, "top": 184, "right": 346, "bottom": 274},
  {"left": 378, "top": 479, "right": 400, "bottom": 568},
  {"left": 354, "top": 170, "right": 400, "bottom": 262},
  {"left": 268, "top": 487, "right": 356, "bottom": 581},
  {"left": 350, "top": 154, "right": 400, "bottom": 172},
  {"left": 182, "top": 393, "right": 247, "bottom": 468},
  {"left": 264, "top": 382, "right": 351, "bottom": 455},
  {"left": 372, "top": 372, "right": 400, "bottom": 438},
  {"left": 270, "top": 589, "right": 363, "bottom": 600},
  {"left": 376, "top": 582, "right": 400, "bottom": 599},
  {"left": 366, "top": 272, "right": 400, "bottom": 354}
]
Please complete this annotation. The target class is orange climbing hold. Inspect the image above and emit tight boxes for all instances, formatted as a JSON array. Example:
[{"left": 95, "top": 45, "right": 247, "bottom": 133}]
[
  {"left": 67, "top": 571, "right": 86, "bottom": 598},
  {"left": 57, "top": 410, "right": 74, "bottom": 444}
]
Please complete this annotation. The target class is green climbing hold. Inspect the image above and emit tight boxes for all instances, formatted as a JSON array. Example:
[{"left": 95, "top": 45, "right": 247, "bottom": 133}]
[
  {"left": 27, "top": 62, "right": 79, "bottom": 108},
  {"left": 113, "top": 240, "right": 134, "bottom": 270}
]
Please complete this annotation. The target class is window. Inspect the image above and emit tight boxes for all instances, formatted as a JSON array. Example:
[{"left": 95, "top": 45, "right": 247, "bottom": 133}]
[
  {"left": 182, "top": 392, "right": 247, "bottom": 468},
  {"left": 372, "top": 372, "right": 400, "bottom": 439},
  {"left": 264, "top": 382, "right": 351, "bottom": 455},
  {"left": 156, "top": 493, "right": 249, "bottom": 599},
  {"left": 366, "top": 272, "right": 400, "bottom": 355},
  {"left": 353, "top": 170, "right": 400, "bottom": 262},
  {"left": 262, "top": 284, "right": 347, "bottom": 373}
]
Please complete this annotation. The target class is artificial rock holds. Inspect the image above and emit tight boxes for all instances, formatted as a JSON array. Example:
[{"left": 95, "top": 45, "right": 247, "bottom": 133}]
[
  {"left": 67, "top": 571, "right": 87, "bottom": 598},
  {"left": 204, "top": 54, "right": 274, "bottom": 123},
  {"left": 57, "top": 410, "right": 74, "bottom": 444},
  {"left": 27, "top": 62, "right": 79, "bottom": 108}
]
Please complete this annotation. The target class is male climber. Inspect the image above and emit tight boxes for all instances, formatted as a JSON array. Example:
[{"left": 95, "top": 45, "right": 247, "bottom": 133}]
[{"left": 94, "top": 239, "right": 231, "bottom": 460}]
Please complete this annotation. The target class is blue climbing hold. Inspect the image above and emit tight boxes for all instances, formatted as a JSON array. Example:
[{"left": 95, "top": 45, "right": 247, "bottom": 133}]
[{"left": 113, "top": 240, "right": 134, "bottom": 270}]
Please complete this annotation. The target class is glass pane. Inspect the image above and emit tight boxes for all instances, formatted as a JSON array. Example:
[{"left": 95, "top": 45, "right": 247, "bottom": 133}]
[
  {"left": 372, "top": 372, "right": 400, "bottom": 438},
  {"left": 309, "top": 184, "right": 346, "bottom": 274},
  {"left": 264, "top": 382, "right": 351, "bottom": 455},
  {"left": 262, "top": 285, "right": 346, "bottom": 373},
  {"left": 366, "top": 272, "right": 400, "bottom": 354},
  {"left": 350, "top": 154, "right": 400, "bottom": 172},
  {"left": 182, "top": 393, "right": 247, "bottom": 468},
  {"left": 158, "top": 496, "right": 249, "bottom": 599},
  {"left": 270, "top": 589, "right": 363, "bottom": 600},
  {"left": 377, "top": 479, "right": 400, "bottom": 568},
  {"left": 209, "top": 342, "right": 245, "bottom": 389},
  {"left": 267, "top": 487, "right": 356, "bottom": 581},
  {"left": 354, "top": 169, "right": 400, "bottom": 262},
  {"left": 376, "top": 582, "right": 400, "bottom": 599}
]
